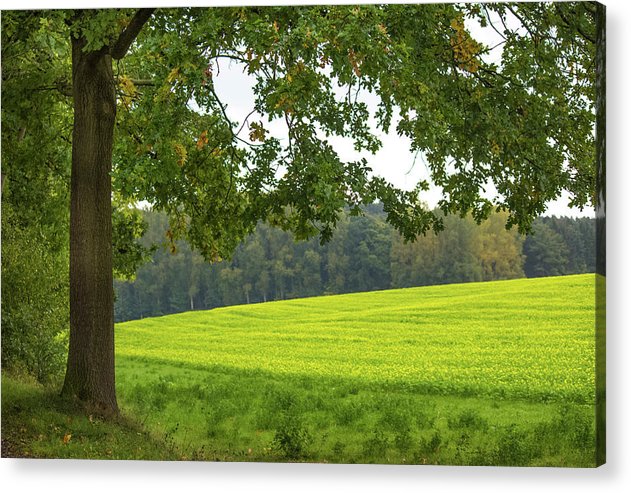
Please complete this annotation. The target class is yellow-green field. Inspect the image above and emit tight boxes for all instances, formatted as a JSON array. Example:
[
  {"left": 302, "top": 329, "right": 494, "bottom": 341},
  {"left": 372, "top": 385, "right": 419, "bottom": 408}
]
[{"left": 114, "top": 274, "right": 598, "bottom": 466}]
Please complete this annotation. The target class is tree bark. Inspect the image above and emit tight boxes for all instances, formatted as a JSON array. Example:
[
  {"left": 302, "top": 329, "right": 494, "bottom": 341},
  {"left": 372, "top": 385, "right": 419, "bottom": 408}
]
[{"left": 61, "top": 36, "right": 118, "bottom": 415}]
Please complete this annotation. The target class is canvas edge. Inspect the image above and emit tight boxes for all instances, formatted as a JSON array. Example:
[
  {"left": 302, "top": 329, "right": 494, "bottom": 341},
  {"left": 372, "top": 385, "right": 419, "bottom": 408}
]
[{"left": 594, "top": 0, "right": 606, "bottom": 468}]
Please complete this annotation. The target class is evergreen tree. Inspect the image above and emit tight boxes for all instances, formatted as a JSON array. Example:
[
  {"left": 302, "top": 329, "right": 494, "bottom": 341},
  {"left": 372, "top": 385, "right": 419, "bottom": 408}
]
[{"left": 523, "top": 221, "right": 570, "bottom": 277}]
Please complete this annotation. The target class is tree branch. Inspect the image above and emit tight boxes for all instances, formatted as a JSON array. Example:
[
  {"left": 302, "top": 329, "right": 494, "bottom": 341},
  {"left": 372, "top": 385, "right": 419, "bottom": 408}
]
[
  {"left": 506, "top": 5, "right": 537, "bottom": 44},
  {"left": 110, "top": 9, "right": 156, "bottom": 60},
  {"left": 555, "top": 4, "right": 596, "bottom": 44},
  {"left": 236, "top": 108, "right": 259, "bottom": 137},
  {"left": 482, "top": 5, "right": 507, "bottom": 41}
]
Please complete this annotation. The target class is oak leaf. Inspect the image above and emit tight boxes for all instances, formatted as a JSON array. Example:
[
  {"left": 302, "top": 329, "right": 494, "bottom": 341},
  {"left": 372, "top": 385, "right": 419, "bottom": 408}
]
[{"left": 196, "top": 130, "right": 209, "bottom": 150}]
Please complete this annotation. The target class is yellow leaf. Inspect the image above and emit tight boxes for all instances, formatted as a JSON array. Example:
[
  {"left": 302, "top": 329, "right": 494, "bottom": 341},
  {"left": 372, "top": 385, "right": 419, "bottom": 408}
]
[
  {"left": 450, "top": 15, "right": 463, "bottom": 31},
  {"left": 449, "top": 15, "right": 481, "bottom": 73},
  {"left": 118, "top": 75, "right": 137, "bottom": 107},
  {"left": 348, "top": 49, "right": 362, "bottom": 77},
  {"left": 490, "top": 141, "right": 501, "bottom": 157},
  {"left": 196, "top": 130, "right": 209, "bottom": 150},
  {"left": 117, "top": 16, "right": 130, "bottom": 30},
  {"left": 167, "top": 67, "right": 180, "bottom": 83},
  {"left": 173, "top": 142, "right": 187, "bottom": 167},
  {"left": 63, "top": 433, "right": 72, "bottom": 444}
]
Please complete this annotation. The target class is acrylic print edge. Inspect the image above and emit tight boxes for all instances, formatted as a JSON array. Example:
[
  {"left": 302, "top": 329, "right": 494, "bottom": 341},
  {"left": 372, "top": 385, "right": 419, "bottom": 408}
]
[{"left": 595, "top": 0, "right": 606, "bottom": 468}]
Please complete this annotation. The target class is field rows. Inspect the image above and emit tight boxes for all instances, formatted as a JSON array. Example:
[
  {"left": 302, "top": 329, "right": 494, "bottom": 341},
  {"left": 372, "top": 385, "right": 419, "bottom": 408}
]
[{"left": 116, "top": 274, "right": 596, "bottom": 403}]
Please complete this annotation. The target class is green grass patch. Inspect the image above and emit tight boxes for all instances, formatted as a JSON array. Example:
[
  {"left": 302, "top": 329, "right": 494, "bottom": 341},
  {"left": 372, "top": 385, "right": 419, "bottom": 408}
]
[{"left": 114, "top": 359, "right": 596, "bottom": 465}]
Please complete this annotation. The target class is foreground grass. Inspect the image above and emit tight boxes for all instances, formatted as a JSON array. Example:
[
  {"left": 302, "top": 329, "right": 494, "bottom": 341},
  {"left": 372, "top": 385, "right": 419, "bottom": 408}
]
[
  {"left": 2, "top": 367, "right": 596, "bottom": 466},
  {"left": 116, "top": 359, "right": 597, "bottom": 466},
  {"left": 1, "top": 373, "right": 180, "bottom": 460}
]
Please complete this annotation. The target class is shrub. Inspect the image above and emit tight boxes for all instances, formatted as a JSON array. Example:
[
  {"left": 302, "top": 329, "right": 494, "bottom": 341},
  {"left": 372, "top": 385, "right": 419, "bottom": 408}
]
[
  {"left": 1, "top": 207, "right": 69, "bottom": 383},
  {"left": 448, "top": 408, "right": 489, "bottom": 431},
  {"left": 334, "top": 399, "right": 362, "bottom": 426},
  {"left": 362, "top": 429, "right": 390, "bottom": 459},
  {"left": 494, "top": 424, "right": 540, "bottom": 466},
  {"left": 418, "top": 430, "right": 442, "bottom": 456},
  {"left": 271, "top": 410, "right": 312, "bottom": 460}
]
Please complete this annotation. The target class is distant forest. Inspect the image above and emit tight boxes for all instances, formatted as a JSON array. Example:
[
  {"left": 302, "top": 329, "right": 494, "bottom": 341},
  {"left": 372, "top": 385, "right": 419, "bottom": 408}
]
[{"left": 114, "top": 205, "right": 596, "bottom": 322}]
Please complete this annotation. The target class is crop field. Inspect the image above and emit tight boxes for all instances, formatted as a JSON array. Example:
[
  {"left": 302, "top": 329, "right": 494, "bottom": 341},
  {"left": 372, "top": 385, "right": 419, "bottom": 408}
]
[{"left": 115, "top": 274, "right": 598, "bottom": 466}]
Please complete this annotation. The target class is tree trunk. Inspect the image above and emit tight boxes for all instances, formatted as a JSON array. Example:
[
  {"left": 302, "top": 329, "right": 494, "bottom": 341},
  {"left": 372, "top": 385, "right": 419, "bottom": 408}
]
[{"left": 61, "top": 36, "right": 118, "bottom": 415}]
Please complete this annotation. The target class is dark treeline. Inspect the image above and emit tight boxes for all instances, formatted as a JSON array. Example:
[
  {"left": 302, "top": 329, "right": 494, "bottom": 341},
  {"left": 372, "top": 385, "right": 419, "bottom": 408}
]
[{"left": 114, "top": 206, "right": 595, "bottom": 322}]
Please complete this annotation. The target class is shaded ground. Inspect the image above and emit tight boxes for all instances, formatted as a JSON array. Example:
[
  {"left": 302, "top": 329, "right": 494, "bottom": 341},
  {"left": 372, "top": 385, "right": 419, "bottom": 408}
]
[
  {"left": 2, "top": 436, "right": 27, "bottom": 458},
  {"left": 1, "top": 374, "right": 180, "bottom": 461}
]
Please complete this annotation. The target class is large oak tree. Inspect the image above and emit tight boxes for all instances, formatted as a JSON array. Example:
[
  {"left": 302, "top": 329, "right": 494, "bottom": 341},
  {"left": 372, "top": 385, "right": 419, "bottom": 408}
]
[{"left": 1, "top": 3, "right": 603, "bottom": 419}]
